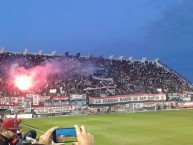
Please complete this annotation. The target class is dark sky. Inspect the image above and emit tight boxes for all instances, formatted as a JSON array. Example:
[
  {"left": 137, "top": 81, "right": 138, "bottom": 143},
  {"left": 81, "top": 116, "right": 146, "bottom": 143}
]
[{"left": 0, "top": 0, "right": 193, "bottom": 83}]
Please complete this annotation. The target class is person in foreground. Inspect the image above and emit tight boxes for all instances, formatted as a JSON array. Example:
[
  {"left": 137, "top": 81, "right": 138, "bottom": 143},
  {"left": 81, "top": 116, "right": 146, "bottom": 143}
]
[
  {"left": 0, "top": 118, "right": 21, "bottom": 145},
  {"left": 72, "top": 125, "right": 94, "bottom": 145},
  {"left": 38, "top": 125, "right": 94, "bottom": 145}
]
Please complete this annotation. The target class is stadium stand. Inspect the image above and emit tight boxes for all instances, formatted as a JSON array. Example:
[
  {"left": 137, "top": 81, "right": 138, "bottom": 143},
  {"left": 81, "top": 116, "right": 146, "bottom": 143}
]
[{"left": 0, "top": 51, "right": 193, "bottom": 116}]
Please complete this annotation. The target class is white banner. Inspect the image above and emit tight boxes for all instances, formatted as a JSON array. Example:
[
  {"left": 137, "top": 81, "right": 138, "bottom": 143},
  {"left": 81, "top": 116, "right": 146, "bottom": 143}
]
[
  {"left": 0, "top": 97, "right": 10, "bottom": 104},
  {"left": 89, "top": 94, "right": 166, "bottom": 105},
  {"left": 92, "top": 76, "right": 113, "bottom": 82},
  {"left": 34, "top": 106, "right": 71, "bottom": 114},
  {"left": 70, "top": 94, "right": 86, "bottom": 100}
]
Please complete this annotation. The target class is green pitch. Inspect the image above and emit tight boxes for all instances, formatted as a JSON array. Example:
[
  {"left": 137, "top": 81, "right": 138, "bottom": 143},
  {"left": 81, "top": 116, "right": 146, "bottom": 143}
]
[{"left": 21, "top": 109, "right": 193, "bottom": 145}]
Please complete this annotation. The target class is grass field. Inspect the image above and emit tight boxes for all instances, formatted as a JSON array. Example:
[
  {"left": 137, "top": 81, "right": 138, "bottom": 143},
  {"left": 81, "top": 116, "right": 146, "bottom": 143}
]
[{"left": 21, "top": 109, "right": 193, "bottom": 145}]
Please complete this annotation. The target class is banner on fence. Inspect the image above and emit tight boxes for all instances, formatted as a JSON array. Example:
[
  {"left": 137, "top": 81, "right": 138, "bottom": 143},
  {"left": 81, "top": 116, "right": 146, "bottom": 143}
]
[
  {"left": 34, "top": 106, "right": 71, "bottom": 114},
  {"left": 88, "top": 94, "right": 166, "bottom": 105}
]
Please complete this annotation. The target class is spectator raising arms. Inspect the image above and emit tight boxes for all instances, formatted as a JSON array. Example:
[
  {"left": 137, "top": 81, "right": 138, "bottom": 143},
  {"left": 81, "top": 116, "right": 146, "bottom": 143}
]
[{"left": 73, "top": 125, "right": 94, "bottom": 145}]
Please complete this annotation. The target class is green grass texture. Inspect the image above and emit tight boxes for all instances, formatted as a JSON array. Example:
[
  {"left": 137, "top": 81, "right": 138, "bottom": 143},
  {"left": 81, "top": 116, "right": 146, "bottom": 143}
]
[{"left": 21, "top": 109, "right": 193, "bottom": 145}]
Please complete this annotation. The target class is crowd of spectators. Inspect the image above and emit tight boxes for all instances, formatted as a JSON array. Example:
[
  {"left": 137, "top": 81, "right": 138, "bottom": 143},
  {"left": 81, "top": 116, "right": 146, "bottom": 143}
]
[{"left": 0, "top": 52, "right": 192, "bottom": 98}]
